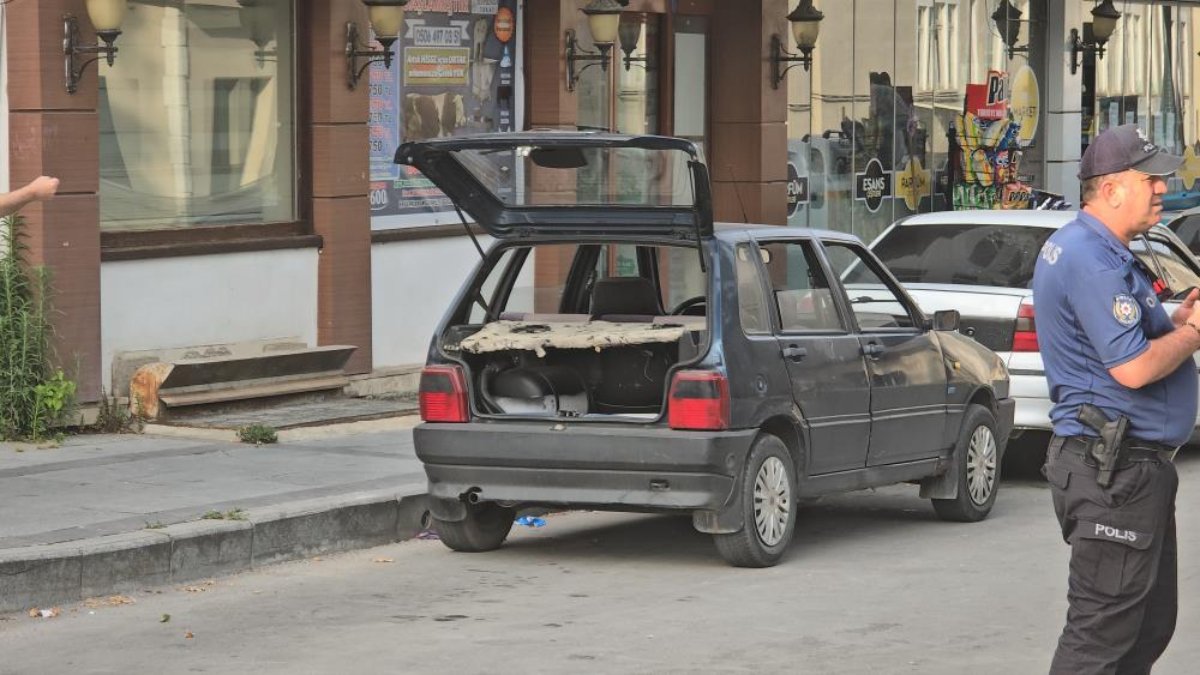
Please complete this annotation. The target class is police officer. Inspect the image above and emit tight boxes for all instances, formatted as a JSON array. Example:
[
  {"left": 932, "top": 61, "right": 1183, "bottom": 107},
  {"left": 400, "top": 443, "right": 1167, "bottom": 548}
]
[{"left": 1033, "top": 123, "right": 1200, "bottom": 674}]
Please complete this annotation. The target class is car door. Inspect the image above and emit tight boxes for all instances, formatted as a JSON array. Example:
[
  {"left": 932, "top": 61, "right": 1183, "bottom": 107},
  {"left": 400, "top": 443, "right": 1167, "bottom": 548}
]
[
  {"left": 820, "top": 239, "right": 948, "bottom": 466},
  {"left": 755, "top": 239, "right": 871, "bottom": 475}
]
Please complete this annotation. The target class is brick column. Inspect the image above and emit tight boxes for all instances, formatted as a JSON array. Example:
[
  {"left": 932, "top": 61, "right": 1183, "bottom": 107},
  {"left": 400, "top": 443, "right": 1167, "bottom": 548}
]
[
  {"left": 525, "top": 0, "right": 580, "bottom": 312},
  {"left": 710, "top": 0, "right": 788, "bottom": 225},
  {"left": 8, "top": 0, "right": 103, "bottom": 401},
  {"left": 306, "top": 1, "right": 373, "bottom": 374}
]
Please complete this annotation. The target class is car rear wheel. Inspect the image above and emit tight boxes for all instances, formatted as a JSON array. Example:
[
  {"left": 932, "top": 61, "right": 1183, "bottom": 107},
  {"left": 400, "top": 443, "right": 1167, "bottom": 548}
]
[
  {"left": 932, "top": 404, "right": 1000, "bottom": 522},
  {"left": 713, "top": 434, "right": 797, "bottom": 568},
  {"left": 433, "top": 502, "right": 516, "bottom": 552}
]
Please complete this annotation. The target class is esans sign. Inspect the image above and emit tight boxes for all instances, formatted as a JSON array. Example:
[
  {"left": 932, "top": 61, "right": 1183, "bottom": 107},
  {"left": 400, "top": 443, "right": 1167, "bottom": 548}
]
[{"left": 855, "top": 158, "right": 891, "bottom": 213}]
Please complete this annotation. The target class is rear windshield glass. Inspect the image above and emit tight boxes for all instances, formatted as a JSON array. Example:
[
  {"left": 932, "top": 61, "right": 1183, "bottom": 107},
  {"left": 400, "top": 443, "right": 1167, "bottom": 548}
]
[
  {"left": 452, "top": 146, "right": 697, "bottom": 209},
  {"left": 871, "top": 223, "right": 1054, "bottom": 289}
]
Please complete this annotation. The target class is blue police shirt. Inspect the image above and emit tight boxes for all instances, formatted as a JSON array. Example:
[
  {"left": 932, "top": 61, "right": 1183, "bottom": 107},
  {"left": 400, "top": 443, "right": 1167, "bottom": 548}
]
[{"left": 1031, "top": 211, "right": 1198, "bottom": 447}]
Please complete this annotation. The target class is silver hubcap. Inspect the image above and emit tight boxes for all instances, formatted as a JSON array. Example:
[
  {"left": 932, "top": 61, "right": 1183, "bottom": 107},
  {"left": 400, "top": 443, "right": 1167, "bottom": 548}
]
[
  {"left": 754, "top": 456, "right": 791, "bottom": 547},
  {"left": 966, "top": 425, "right": 998, "bottom": 505}
]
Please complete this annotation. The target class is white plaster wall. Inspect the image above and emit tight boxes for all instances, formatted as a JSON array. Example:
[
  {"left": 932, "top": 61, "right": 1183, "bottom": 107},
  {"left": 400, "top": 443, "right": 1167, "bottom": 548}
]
[
  {"left": 372, "top": 235, "right": 490, "bottom": 367},
  {"left": 373, "top": 234, "right": 537, "bottom": 368},
  {"left": 100, "top": 248, "right": 318, "bottom": 390}
]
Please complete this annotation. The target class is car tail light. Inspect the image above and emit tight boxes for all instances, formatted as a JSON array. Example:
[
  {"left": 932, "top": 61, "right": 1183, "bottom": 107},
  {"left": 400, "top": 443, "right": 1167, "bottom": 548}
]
[
  {"left": 419, "top": 365, "right": 468, "bottom": 423},
  {"left": 668, "top": 370, "right": 730, "bottom": 430},
  {"left": 1013, "top": 298, "right": 1039, "bottom": 352}
]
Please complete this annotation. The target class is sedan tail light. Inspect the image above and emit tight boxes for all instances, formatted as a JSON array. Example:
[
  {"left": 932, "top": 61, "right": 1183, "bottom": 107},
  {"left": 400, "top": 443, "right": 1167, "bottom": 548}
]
[
  {"left": 1012, "top": 298, "right": 1038, "bottom": 352},
  {"left": 419, "top": 365, "right": 468, "bottom": 423},
  {"left": 668, "top": 370, "right": 730, "bottom": 430}
]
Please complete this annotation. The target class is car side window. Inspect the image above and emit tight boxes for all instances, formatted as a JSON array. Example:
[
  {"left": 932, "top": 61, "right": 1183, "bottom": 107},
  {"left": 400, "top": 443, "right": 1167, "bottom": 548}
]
[
  {"left": 469, "top": 246, "right": 528, "bottom": 324},
  {"left": 1132, "top": 235, "right": 1200, "bottom": 294},
  {"left": 1171, "top": 215, "right": 1200, "bottom": 256},
  {"left": 758, "top": 241, "right": 843, "bottom": 332},
  {"left": 735, "top": 244, "right": 770, "bottom": 335},
  {"left": 822, "top": 241, "right": 918, "bottom": 331}
]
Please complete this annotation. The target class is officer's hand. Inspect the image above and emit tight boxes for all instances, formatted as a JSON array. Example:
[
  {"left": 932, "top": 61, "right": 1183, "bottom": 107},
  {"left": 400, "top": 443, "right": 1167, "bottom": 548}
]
[{"left": 1181, "top": 288, "right": 1200, "bottom": 326}]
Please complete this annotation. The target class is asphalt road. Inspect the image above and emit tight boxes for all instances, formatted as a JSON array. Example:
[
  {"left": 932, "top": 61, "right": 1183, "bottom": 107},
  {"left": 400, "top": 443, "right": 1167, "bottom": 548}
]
[{"left": 2, "top": 454, "right": 1197, "bottom": 675}]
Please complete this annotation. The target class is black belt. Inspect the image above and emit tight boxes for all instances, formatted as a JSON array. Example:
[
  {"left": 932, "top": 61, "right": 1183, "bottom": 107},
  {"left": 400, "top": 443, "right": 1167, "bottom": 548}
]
[{"left": 1058, "top": 435, "right": 1177, "bottom": 464}]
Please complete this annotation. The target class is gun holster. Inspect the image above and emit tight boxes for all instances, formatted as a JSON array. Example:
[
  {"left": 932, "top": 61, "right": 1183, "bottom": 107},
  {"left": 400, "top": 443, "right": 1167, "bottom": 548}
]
[{"left": 1076, "top": 403, "right": 1130, "bottom": 488}]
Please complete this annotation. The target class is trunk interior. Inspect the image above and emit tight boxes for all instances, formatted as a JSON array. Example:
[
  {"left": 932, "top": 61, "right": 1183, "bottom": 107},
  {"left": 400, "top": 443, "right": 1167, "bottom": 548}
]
[{"left": 442, "top": 320, "right": 707, "bottom": 420}]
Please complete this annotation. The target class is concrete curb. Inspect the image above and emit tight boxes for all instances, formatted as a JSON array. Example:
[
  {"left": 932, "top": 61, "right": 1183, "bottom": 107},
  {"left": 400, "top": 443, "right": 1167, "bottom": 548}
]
[{"left": 0, "top": 487, "right": 430, "bottom": 614}]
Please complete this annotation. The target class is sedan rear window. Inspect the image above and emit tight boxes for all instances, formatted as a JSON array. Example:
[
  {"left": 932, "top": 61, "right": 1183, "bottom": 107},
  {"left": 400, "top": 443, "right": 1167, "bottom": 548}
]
[{"left": 871, "top": 223, "right": 1054, "bottom": 289}]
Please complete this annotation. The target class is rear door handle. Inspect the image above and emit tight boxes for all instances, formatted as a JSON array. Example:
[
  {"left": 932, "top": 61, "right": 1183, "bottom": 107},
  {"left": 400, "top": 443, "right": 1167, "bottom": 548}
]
[
  {"left": 861, "top": 342, "right": 884, "bottom": 358},
  {"left": 782, "top": 345, "right": 808, "bottom": 361}
]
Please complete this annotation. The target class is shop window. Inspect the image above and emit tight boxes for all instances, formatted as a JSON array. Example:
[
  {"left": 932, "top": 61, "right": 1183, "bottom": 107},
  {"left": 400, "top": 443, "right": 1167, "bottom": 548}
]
[
  {"left": 1087, "top": 2, "right": 1199, "bottom": 210},
  {"left": 368, "top": 1, "right": 519, "bottom": 230},
  {"left": 98, "top": 1, "right": 296, "bottom": 231}
]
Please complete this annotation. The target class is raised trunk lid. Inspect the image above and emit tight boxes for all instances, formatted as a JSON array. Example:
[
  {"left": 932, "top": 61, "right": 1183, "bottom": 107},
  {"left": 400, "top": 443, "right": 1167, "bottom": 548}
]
[{"left": 395, "top": 132, "right": 713, "bottom": 241}]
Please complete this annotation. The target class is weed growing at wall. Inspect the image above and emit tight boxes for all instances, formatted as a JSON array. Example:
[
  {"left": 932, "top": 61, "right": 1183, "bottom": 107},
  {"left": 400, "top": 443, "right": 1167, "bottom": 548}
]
[
  {"left": 238, "top": 424, "right": 278, "bottom": 445},
  {"left": 0, "top": 215, "right": 76, "bottom": 440}
]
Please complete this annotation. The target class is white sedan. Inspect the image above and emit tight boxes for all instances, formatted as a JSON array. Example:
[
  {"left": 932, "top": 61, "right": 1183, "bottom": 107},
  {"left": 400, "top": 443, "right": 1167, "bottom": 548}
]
[{"left": 868, "top": 209, "right": 1200, "bottom": 446}]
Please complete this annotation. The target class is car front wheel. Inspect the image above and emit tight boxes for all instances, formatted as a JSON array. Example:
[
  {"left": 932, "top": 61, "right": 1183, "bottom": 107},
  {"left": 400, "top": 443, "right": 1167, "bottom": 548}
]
[
  {"left": 931, "top": 404, "right": 1000, "bottom": 522},
  {"left": 433, "top": 502, "right": 516, "bottom": 552},
  {"left": 713, "top": 434, "right": 797, "bottom": 568}
]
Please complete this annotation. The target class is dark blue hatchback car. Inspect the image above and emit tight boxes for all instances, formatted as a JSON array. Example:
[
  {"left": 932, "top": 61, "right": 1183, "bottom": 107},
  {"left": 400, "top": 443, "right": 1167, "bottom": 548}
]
[{"left": 397, "top": 132, "right": 1014, "bottom": 567}]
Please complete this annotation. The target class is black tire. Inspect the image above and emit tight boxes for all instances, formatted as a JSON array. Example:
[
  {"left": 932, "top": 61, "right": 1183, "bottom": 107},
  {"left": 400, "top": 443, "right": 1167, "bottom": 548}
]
[
  {"left": 433, "top": 502, "right": 516, "bottom": 552},
  {"left": 932, "top": 404, "right": 1000, "bottom": 522},
  {"left": 713, "top": 434, "right": 797, "bottom": 568}
]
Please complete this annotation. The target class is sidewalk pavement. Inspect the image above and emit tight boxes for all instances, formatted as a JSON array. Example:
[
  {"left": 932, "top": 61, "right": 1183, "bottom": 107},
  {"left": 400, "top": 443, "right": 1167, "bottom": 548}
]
[{"left": 0, "top": 417, "right": 429, "bottom": 614}]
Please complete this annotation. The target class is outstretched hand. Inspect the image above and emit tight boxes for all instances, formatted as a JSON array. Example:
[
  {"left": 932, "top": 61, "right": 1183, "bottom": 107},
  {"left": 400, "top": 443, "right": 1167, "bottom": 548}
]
[
  {"left": 26, "top": 176, "right": 59, "bottom": 202},
  {"left": 1174, "top": 287, "right": 1200, "bottom": 326}
]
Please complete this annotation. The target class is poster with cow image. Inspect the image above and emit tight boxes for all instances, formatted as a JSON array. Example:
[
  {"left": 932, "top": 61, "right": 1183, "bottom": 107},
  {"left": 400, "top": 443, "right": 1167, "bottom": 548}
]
[{"left": 369, "top": 0, "right": 518, "bottom": 229}]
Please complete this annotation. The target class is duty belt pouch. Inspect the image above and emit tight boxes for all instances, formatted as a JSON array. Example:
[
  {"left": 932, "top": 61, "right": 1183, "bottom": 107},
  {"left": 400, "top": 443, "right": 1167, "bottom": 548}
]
[{"left": 1076, "top": 404, "right": 1130, "bottom": 488}]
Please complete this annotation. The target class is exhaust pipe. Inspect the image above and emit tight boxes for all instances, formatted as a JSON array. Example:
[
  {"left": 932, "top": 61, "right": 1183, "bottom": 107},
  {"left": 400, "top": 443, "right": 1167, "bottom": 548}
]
[{"left": 463, "top": 487, "right": 482, "bottom": 504}]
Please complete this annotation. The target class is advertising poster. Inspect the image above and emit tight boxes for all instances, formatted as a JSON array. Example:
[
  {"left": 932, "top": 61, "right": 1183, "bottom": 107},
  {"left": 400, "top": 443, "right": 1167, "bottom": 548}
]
[
  {"left": 951, "top": 70, "right": 1035, "bottom": 210},
  {"left": 369, "top": 0, "right": 518, "bottom": 229}
]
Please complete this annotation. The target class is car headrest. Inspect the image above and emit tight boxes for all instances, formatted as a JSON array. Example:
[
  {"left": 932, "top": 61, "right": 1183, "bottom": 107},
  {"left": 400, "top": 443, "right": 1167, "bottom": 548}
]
[{"left": 590, "top": 277, "right": 662, "bottom": 318}]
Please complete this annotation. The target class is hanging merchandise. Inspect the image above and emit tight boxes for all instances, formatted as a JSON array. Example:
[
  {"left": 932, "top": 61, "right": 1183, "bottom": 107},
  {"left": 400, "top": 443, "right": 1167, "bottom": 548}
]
[{"left": 950, "top": 70, "right": 1037, "bottom": 210}]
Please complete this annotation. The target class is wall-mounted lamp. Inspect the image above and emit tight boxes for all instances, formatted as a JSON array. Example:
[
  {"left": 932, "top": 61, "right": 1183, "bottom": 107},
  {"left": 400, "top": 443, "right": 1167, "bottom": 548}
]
[
  {"left": 346, "top": 0, "right": 408, "bottom": 90},
  {"left": 991, "top": 0, "right": 1028, "bottom": 59},
  {"left": 617, "top": 18, "right": 647, "bottom": 72},
  {"left": 238, "top": 0, "right": 276, "bottom": 66},
  {"left": 64, "top": 0, "right": 128, "bottom": 94},
  {"left": 769, "top": 0, "right": 824, "bottom": 89},
  {"left": 1070, "top": 0, "right": 1121, "bottom": 75},
  {"left": 564, "top": 0, "right": 624, "bottom": 91}
]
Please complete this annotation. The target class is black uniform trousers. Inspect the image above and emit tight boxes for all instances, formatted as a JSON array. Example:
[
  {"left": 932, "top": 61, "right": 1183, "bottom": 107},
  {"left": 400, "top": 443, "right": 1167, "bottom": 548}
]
[{"left": 1043, "top": 436, "right": 1179, "bottom": 675}]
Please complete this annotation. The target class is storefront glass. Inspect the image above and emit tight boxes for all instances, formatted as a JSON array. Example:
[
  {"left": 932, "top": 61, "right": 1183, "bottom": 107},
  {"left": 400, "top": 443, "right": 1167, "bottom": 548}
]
[
  {"left": 785, "top": 0, "right": 1050, "bottom": 241},
  {"left": 1088, "top": 1, "right": 1200, "bottom": 214},
  {"left": 369, "top": 0, "right": 520, "bottom": 229},
  {"left": 98, "top": 0, "right": 296, "bottom": 231}
]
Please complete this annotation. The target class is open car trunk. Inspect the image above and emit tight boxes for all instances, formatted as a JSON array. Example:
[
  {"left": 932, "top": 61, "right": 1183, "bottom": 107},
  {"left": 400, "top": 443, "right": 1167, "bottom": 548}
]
[{"left": 443, "top": 318, "right": 707, "bottom": 420}]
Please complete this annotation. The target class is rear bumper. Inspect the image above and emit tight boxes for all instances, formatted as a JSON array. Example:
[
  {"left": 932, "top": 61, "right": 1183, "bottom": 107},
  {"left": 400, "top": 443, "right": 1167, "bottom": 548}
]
[
  {"left": 1006, "top": 371, "right": 1200, "bottom": 444},
  {"left": 1009, "top": 371, "right": 1052, "bottom": 431},
  {"left": 413, "top": 421, "right": 758, "bottom": 510}
]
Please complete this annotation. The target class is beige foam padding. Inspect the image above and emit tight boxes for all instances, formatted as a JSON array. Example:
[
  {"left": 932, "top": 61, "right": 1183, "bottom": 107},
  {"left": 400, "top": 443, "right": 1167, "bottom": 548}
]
[{"left": 457, "top": 320, "right": 689, "bottom": 358}]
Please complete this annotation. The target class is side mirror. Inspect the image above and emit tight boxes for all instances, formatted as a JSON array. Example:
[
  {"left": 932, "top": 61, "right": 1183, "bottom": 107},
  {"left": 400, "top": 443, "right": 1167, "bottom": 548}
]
[{"left": 931, "top": 309, "right": 960, "bottom": 332}]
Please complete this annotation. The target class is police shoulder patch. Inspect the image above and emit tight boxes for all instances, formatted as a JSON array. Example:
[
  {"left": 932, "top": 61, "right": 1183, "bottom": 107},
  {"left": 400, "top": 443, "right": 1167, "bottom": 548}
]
[{"left": 1112, "top": 293, "right": 1140, "bottom": 326}]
